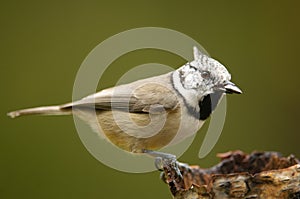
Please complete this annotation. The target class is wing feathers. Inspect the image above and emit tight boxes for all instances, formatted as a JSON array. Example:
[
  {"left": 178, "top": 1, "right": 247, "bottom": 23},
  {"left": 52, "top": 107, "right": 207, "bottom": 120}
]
[{"left": 68, "top": 78, "right": 179, "bottom": 113}]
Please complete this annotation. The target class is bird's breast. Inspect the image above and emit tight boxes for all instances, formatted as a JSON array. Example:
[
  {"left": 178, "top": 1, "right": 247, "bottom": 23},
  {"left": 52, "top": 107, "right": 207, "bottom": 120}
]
[{"left": 95, "top": 102, "right": 201, "bottom": 152}]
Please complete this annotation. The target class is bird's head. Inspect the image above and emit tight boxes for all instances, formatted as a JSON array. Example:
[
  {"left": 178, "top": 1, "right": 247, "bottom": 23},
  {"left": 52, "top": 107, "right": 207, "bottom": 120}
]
[{"left": 178, "top": 47, "right": 242, "bottom": 99}]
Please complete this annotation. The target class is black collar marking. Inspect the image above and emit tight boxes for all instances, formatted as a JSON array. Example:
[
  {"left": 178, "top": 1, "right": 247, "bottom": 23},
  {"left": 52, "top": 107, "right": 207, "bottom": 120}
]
[
  {"left": 199, "top": 91, "right": 223, "bottom": 120},
  {"left": 181, "top": 91, "right": 223, "bottom": 121}
]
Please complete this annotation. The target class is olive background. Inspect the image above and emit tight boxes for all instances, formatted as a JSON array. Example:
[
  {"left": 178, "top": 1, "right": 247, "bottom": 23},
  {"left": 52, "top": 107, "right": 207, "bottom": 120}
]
[{"left": 1, "top": 1, "right": 299, "bottom": 198}]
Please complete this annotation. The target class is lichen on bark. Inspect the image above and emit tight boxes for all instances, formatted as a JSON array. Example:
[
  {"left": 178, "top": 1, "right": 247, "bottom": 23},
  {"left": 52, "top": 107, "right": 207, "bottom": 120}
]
[{"left": 159, "top": 151, "right": 300, "bottom": 199}]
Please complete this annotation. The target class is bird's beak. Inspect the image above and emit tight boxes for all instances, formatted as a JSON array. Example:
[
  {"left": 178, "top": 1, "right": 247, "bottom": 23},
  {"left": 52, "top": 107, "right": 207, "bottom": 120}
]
[{"left": 224, "top": 81, "right": 242, "bottom": 94}]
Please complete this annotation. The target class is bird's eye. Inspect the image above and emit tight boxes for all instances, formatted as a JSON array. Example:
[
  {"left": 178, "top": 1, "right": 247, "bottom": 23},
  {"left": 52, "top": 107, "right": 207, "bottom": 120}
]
[{"left": 201, "top": 71, "right": 210, "bottom": 79}]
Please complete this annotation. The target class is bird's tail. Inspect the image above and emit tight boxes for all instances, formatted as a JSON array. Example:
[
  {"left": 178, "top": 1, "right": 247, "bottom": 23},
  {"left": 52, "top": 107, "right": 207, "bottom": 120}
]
[{"left": 7, "top": 104, "right": 72, "bottom": 118}]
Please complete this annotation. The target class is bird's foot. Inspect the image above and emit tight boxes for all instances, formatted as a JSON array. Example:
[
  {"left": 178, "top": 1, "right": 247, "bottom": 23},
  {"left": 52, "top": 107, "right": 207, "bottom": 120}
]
[{"left": 142, "top": 149, "right": 182, "bottom": 180}]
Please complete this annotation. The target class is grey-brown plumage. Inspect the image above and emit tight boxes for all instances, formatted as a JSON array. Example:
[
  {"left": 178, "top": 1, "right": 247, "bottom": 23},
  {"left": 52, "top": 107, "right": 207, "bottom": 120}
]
[{"left": 7, "top": 47, "right": 242, "bottom": 153}]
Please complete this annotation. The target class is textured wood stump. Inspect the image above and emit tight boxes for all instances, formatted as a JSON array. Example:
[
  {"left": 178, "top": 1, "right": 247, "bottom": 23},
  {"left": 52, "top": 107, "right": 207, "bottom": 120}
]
[{"left": 160, "top": 151, "right": 300, "bottom": 199}]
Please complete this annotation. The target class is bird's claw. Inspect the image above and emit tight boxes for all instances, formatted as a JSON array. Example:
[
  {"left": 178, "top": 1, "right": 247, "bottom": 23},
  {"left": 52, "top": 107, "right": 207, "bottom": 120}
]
[{"left": 142, "top": 149, "right": 183, "bottom": 180}]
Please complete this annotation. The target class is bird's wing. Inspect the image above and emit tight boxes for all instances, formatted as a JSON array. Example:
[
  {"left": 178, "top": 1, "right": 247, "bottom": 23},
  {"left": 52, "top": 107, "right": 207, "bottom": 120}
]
[{"left": 66, "top": 81, "right": 179, "bottom": 113}]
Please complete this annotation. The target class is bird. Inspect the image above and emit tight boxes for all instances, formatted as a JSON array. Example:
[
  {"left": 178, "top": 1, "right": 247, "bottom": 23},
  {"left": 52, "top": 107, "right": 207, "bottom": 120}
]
[{"left": 7, "top": 46, "right": 242, "bottom": 157}]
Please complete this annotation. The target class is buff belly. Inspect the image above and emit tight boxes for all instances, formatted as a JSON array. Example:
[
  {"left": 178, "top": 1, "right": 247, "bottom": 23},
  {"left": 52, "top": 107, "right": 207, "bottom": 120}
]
[{"left": 95, "top": 107, "right": 182, "bottom": 153}]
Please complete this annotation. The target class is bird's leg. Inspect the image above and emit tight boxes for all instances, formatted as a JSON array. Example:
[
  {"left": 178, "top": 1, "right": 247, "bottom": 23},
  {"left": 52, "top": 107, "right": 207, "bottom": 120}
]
[
  {"left": 142, "top": 149, "right": 182, "bottom": 179},
  {"left": 142, "top": 149, "right": 176, "bottom": 162}
]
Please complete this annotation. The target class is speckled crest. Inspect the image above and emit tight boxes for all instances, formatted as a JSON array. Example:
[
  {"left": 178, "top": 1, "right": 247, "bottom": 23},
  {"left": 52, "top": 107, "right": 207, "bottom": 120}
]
[{"left": 178, "top": 47, "right": 232, "bottom": 95}]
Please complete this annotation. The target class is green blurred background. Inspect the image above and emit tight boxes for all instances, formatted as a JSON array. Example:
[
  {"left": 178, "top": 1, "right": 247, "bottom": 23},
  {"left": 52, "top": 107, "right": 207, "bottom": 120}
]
[{"left": 1, "top": 1, "right": 300, "bottom": 198}]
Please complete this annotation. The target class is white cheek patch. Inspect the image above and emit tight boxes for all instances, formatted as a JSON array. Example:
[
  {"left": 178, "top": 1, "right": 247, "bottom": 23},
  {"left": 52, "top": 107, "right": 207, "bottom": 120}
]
[{"left": 183, "top": 73, "right": 202, "bottom": 89}]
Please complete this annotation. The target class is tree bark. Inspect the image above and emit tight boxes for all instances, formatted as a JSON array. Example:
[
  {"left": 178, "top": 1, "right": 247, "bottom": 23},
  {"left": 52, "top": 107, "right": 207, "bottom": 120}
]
[{"left": 160, "top": 151, "right": 300, "bottom": 199}]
